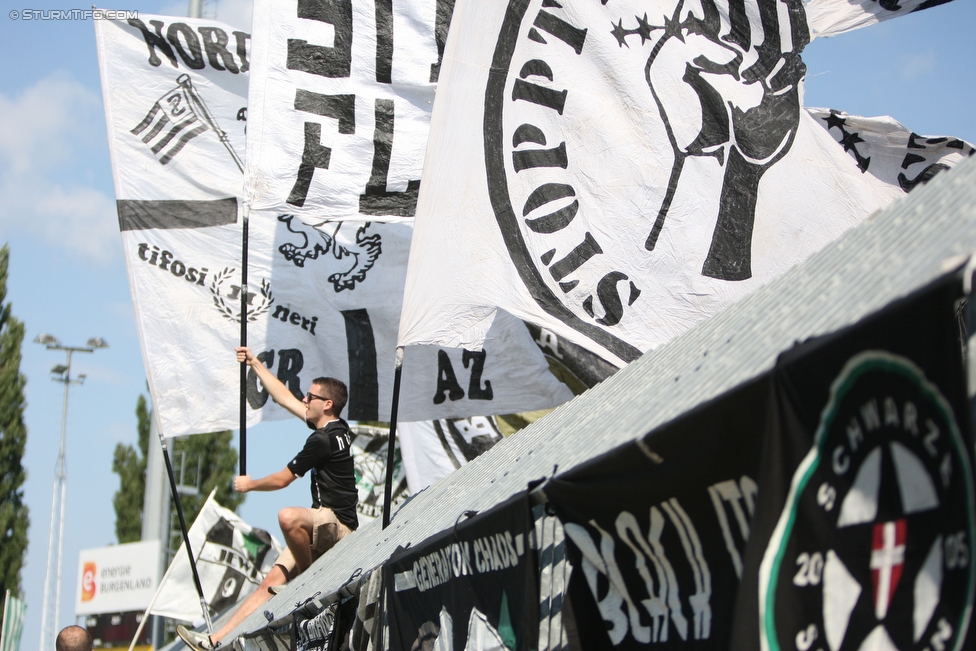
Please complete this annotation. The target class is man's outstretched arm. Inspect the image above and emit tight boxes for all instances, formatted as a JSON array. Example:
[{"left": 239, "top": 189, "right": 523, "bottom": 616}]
[
  {"left": 236, "top": 346, "right": 306, "bottom": 419},
  {"left": 234, "top": 468, "right": 297, "bottom": 493}
]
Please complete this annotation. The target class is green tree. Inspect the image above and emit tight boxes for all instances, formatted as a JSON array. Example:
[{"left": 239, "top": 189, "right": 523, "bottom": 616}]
[
  {"left": 113, "top": 394, "right": 245, "bottom": 543},
  {"left": 0, "top": 244, "right": 29, "bottom": 599},
  {"left": 171, "top": 430, "right": 243, "bottom": 525},
  {"left": 112, "top": 395, "right": 151, "bottom": 543}
]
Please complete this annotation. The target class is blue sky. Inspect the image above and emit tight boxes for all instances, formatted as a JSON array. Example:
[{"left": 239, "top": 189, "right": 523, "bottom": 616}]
[{"left": 0, "top": 0, "right": 973, "bottom": 649}]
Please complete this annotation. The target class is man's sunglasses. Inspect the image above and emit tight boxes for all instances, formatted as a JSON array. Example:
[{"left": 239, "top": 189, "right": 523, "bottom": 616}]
[{"left": 304, "top": 391, "right": 330, "bottom": 403}]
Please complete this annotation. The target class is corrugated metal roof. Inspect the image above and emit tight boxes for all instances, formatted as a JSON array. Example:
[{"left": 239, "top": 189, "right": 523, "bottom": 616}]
[{"left": 228, "top": 153, "right": 976, "bottom": 643}]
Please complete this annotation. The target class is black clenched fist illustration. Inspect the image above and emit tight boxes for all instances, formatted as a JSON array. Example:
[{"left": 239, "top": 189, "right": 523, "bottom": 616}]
[{"left": 615, "top": 0, "right": 809, "bottom": 280}]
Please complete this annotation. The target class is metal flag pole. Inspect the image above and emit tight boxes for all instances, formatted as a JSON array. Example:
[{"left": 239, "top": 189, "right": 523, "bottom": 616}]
[
  {"left": 239, "top": 203, "right": 249, "bottom": 475},
  {"left": 382, "top": 347, "right": 404, "bottom": 529},
  {"left": 176, "top": 69, "right": 250, "bottom": 472},
  {"left": 173, "top": 45, "right": 248, "bottom": 474},
  {"left": 156, "top": 429, "right": 215, "bottom": 633}
]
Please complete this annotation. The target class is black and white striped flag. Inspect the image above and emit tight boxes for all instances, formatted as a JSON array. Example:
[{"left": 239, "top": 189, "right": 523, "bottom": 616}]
[{"left": 131, "top": 76, "right": 209, "bottom": 166}]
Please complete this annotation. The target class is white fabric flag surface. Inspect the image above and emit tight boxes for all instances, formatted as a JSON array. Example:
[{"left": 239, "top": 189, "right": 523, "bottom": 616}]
[
  {"left": 244, "top": 0, "right": 452, "bottom": 221},
  {"left": 398, "top": 416, "right": 507, "bottom": 494},
  {"left": 807, "top": 108, "right": 975, "bottom": 191},
  {"left": 396, "top": 0, "right": 962, "bottom": 366},
  {"left": 95, "top": 13, "right": 253, "bottom": 437},
  {"left": 96, "top": 13, "right": 572, "bottom": 437},
  {"left": 150, "top": 491, "right": 283, "bottom": 623},
  {"left": 238, "top": 218, "right": 574, "bottom": 424}
]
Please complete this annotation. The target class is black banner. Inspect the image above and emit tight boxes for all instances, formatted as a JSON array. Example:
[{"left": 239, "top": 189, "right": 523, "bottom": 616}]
[
  {"left": 731, "top": 272, "right": 976, "bottom": 651},
  {"left": 544, "top": 376, "right": 770, "bottom": 649},
  {"left": 385, "top": 492, "right": 538, "bottom": 651},
  {"left": 295, "top": 596, "right": 358, "bottom": 651}
]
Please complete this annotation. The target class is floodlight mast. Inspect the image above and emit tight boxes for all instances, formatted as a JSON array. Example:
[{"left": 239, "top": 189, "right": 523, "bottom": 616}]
[{"left": 35, "top": 334, "right": 108, "bottom": 651}]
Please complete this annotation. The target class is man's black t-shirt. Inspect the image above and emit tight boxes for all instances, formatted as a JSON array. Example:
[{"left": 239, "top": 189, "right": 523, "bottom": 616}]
[{"left": 287, "top": 419, "right": 359, "bottom": 530}]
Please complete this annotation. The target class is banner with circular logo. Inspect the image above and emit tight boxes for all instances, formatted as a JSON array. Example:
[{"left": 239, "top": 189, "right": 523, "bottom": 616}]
[
  {"left": 398, "top": 0, "right": 965, "bottom": 366},
  {"left": 746, "top": 274, "right": 976, "bottom": 651}
]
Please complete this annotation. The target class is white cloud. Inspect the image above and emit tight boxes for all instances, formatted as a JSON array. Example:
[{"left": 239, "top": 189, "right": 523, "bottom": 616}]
[
  {"left": 900, "top": 51, "right": 936, "bottom": 81},
  {"left": 215, "top": 0, "right": 254, "bottom": 31},
  {"left": 0, "top": 72, "right": 120, "bottom": 263},
  {"left": 157, "top": 0, "right": 253, "bottom": 30},
  {"left": 0, "top": 73, "right": 100, "bottom": 172},
  {"left": 106, "top": 420, "right": 136, "bottom": 444},
  {"left": 156, "top": 0, "right": 183, "bottom": 17},
  {"left": 78, "top": 361, "right": 141, "bottom": 388},
  {"left": 32, "top": 185, "right": 120, "bottom": 259}
]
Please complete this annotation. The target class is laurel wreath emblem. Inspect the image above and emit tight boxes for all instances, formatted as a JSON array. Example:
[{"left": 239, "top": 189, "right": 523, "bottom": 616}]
[{"left": 209, "top": 267, "right": 274, "bottom": 323}]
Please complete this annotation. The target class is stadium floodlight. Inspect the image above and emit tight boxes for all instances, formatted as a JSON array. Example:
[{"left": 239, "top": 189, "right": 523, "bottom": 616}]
[
  {"left": 34, "top": 333, "right": 60, "bottom": 346},
  {"left": 35, "top": 335, "right": 106, "bottom": 651}
]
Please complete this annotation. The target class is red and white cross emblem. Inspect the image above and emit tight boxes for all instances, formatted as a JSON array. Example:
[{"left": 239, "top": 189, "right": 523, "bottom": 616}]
[{"left": 870, "top": 519, "right": 907, "bottom": 620}]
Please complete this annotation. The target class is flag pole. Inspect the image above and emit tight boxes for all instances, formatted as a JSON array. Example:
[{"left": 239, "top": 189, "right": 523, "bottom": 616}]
[
  {"left": 125, "top": 564, "right": 172, "bottom": 651},
  {"left": 239, "top": 203, "right": 249, "bottom": 475},
  {"left": 382, "top": 347, "right": 404, "bottom": 529},
  {"left": 176, "top": 75, "right": 249, "bottom": 475},
  {"left": 156, "top": 429, "right": 215, "bottom": 633},
  {"left": 177, "top": 74, "right": 244, "bottom": 174}
]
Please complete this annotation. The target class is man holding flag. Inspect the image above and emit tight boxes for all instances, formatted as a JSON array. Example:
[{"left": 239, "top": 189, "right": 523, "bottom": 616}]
[{"left": 178, "top": 347, "right": 359, "bottom": 650}]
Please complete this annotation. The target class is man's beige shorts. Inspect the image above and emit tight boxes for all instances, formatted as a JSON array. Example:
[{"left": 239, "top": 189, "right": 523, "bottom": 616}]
[{"left": 275, "top": 507, "right": 353, "bottom": 579}]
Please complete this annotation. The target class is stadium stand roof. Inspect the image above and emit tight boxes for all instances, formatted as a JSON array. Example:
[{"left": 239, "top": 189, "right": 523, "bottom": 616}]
[{"left": 225, "top": 153, "right": 976, "bottom": 645}]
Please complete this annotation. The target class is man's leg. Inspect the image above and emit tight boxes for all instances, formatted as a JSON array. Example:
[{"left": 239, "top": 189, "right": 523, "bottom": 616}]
[
  {"left": 210, "top": 564, "right": 287, "bottom": 643},
  {"left": 278, "top": 507, "right": 316, "bottom": 574}
]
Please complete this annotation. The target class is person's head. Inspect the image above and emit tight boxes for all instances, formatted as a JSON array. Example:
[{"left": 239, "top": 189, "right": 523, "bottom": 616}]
[
  {"left": 56, "top": 626, "right": 92, "bottom": 651},
  {"left": 302, "top": 377, "right": 348, "bottom": 427}
]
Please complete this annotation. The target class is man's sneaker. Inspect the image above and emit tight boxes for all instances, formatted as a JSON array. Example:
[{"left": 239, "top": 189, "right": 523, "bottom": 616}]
[{"left": 176, "top": 625, "right": 218, "bottom": 651}]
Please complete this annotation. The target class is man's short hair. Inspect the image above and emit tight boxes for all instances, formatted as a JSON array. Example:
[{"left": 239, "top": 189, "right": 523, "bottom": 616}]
[
  {"left": 312, "top": 377, "right": 348, "bottom": 417},
  {"left": 56, "top": 625, "right": 92, "bottom": 651}
]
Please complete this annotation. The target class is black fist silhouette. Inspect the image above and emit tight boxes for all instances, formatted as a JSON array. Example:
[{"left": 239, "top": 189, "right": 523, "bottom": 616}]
[{"left": 615, "top": 0, "right": 809, "bottom": 279}]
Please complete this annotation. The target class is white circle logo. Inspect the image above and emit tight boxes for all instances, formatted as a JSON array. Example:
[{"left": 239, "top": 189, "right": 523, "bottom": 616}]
[
  {"left": 760, "top": 352, "right": 976, "bottom": 651},
  {"left": 484, "top": 0, "right": 807, "bottom": 361}
]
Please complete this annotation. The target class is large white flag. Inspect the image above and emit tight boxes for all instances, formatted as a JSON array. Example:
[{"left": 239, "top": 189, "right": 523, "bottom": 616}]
[
  {"left": 97, "top": 13, "right": 572, "bottom": 437},
  {"left": 808, "top": 108, "right": 975, "bottom": 191},
  {"left": 95, "top": 13, "right": 252, "bottom": 436},
  {"left": 244, "top": 0, "right": 453, "bottom": 221},
  {"left": 396, "top": 0, "right": 960, "bottom": 365},
  {"left": 239, "top": 217, "right": 574, "bottom": 424},
  {"left": 237, "top": 0, "right": 574, "bottom": 421},
  {"left": 150, "top": 491, "right": 283, "bottom": 623}
]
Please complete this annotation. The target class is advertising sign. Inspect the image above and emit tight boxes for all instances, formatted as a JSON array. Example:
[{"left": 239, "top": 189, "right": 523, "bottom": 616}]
[{"left": 75, "top": 540, "right": 160, "bottom": 617}]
